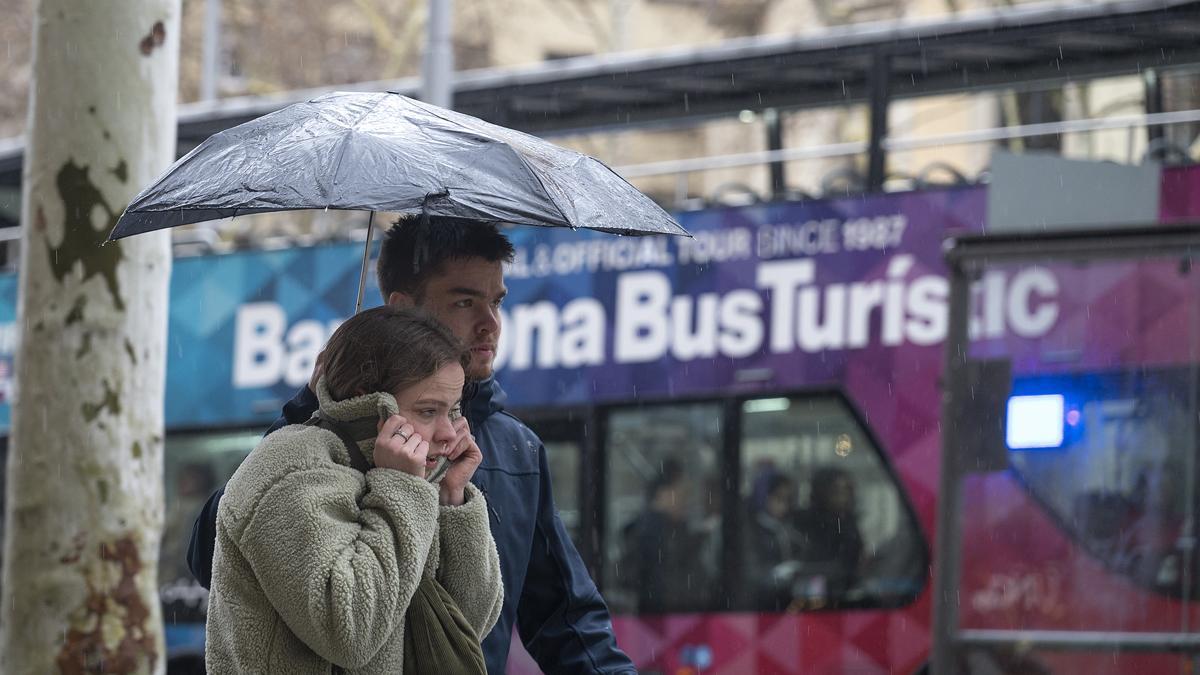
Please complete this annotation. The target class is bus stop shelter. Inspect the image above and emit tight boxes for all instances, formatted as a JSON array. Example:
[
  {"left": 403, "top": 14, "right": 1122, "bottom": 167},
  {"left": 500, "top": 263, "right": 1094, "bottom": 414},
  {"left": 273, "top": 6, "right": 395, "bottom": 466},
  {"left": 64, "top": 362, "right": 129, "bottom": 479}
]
[{"left": 935, "top": 221, "right": 1200, "bottom": 673}]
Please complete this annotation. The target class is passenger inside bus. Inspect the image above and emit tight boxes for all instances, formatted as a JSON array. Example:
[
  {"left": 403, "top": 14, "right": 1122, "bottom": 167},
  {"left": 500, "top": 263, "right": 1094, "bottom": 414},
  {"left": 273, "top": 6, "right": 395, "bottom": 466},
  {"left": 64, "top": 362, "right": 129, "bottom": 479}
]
[
  {"left": 794, "top": 466, "right": 865, "bottom": 600},
  {"left": 746, "top": 472, "right": 804, "bottom": 610},
  {"left": 620, "top": 459, "right": 712, "bottom": 613},
  {"left": 746, "top": 465, "right": 865, "bottom": 610}
]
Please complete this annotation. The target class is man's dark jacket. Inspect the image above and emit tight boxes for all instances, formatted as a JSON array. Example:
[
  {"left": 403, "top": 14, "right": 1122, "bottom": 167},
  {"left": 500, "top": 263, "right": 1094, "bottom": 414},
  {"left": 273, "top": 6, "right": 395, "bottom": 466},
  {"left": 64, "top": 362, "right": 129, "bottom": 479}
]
[{"left": 188, "top": 378, "right": 635, "bottom": 674}]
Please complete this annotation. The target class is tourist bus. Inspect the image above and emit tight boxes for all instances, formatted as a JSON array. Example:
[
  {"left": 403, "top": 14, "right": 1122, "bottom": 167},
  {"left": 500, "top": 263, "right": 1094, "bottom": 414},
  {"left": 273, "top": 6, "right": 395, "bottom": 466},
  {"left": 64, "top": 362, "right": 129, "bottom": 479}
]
[{"left": 1, "top": 164, "right": 1198, "bottom": 674}]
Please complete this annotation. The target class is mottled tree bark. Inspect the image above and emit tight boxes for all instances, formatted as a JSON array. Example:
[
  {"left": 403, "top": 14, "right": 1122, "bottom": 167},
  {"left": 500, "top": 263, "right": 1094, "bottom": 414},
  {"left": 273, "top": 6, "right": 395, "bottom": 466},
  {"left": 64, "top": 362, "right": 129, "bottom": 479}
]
[{"left": 1, "top": 1, "right": 179, "bottom": 673}]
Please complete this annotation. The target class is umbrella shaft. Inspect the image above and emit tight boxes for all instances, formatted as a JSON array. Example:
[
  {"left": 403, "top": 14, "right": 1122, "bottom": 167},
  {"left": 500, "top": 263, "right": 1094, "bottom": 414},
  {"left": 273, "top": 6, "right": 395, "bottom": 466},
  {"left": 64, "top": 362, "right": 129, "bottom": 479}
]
[{"left": 355, "top": 212, "right": 376, "bottom": 315}]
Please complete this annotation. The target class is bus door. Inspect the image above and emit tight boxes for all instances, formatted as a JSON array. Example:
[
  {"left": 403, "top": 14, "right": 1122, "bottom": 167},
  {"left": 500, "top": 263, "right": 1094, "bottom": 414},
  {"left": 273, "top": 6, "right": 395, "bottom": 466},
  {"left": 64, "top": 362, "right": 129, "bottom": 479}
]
[{"left": 934, "top": 225, "right": 1200, "bottom": 674}]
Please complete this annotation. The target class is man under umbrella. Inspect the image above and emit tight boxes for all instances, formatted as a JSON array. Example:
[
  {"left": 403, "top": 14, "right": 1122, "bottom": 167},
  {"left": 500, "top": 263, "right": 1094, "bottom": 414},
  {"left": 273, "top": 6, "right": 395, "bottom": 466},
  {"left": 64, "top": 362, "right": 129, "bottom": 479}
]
[
  {"left": 189, "top": 216, "right": 637, "bottom": 674},
  {"left": 108, "top": 91, "right": 686, "bottom": 673}
]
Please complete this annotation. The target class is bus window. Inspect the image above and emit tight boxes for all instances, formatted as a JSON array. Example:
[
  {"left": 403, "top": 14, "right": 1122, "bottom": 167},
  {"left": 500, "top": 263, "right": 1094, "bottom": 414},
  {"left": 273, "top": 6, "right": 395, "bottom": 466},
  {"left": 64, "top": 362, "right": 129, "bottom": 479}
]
[
  {"left": 545, "top": 438, "right": 581, "bottom": 542},
  {"left": 161, "top": 431, "right": 258, "bottom": 617},
  {"left": 1008, "top": 369, "right": 1200, "bottom": 600},
  {"left": 522, "top": 412, "right": 587, "bottom": 547},
  {"left": 738, "top": 396, "right": 925, "bottom": 612},
  {"left": 603, "top": 403, "right": 723, "bottom": 615}
]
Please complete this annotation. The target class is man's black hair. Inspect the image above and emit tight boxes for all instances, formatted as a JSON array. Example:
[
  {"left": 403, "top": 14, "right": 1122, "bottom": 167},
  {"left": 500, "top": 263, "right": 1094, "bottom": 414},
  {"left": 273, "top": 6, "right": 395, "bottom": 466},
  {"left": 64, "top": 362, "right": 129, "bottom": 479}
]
[
  {"left": 645, "top": 457, "right": 685, "bottom": 503},
  {"left": 375, "top": 215, "right": 516, "bottom": 301}
]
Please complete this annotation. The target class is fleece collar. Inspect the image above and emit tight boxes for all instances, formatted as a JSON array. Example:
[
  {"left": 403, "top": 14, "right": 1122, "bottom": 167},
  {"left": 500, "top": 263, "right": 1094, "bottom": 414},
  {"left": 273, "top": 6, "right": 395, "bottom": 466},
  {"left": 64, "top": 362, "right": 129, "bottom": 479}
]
[{"left": 314, "top": 377, "right": 400, "bottom": 467}]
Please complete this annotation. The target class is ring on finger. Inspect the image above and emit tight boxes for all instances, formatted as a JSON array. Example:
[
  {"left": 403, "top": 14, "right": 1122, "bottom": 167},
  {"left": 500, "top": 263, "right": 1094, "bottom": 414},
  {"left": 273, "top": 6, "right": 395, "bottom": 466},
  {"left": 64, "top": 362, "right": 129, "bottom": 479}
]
[{"left": 393, "top": 430, "right": 410, "bottom": 442}]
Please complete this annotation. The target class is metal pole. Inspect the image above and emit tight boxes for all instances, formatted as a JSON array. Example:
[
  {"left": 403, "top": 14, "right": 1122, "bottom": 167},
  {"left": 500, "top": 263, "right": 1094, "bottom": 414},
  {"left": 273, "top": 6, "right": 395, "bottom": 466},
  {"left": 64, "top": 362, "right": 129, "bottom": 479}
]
[
  {"left": 201, "top": 0, "right": 221, "bottom": 102},
  {"left": 958, "top": 629, "right": 1200, "bottom": 653},
  {"left": 1181, "top": 250, "right": 1199, "bottom": 659},
  {"left": 1144, "top": 69, "right": 1166, "bottom": 152},
  {"left": 355, "top": 212, "right": 377, "bottom": 315},
  {"left": 421, "top": 0, "right": 455, "bottom": 109},
  {"left": 866, "top": 51, "right": 891, "bottom": 193},
  {"left": 612, "top": 109, "right": 1200, "bottom": 180},
  {"left": 764, "top": 108, "right": 786, "bottom": 200},
  {"left": 931, "top": 254, "right": 971, "bottom": 675}
]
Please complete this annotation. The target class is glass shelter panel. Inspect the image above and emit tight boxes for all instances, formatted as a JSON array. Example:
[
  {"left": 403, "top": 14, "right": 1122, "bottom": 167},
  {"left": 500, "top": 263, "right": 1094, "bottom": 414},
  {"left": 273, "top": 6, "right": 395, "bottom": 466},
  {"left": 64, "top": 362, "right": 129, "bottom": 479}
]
[
  {"left": 161, "top": 431, "right": 258, "bottom": 625},
  {"left": 955, "top": 252, "right": 1200, "bottom": 675},
  {"left": 603, "top": 403, "right": 724, "bottom": 615},
  {"left": 737, "top": 396, "right": 926, "bottom": 612}
]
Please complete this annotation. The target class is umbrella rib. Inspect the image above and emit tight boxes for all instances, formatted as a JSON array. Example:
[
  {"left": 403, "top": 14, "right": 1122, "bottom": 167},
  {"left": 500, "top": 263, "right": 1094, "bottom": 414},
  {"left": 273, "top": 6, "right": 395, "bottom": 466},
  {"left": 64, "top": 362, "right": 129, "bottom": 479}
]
[
  {"left": 406, "top": 97, "right": 678, "bottom": 234},
  {"left": 326, "top": 93, "right": 390, "bottom": 202},
  {"left": 408, "top": 96, "right": 575, "bottom": 228},
  {"left": 589, "top": 159, "right": 689, "bottom": 237},
  {"left": 509, "top": 152, "right": 573, "bottom": 229},
  {"left": 141, "top": 104, "right": 335, "bottom": 217}
]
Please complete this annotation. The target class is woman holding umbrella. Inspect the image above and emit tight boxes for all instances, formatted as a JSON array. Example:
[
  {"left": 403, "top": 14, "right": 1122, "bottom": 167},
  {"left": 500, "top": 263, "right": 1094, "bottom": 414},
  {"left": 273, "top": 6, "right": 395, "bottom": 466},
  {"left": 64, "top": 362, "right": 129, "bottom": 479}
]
[{"left": 204, "top": 306, "right": 503, "bottom": 674}]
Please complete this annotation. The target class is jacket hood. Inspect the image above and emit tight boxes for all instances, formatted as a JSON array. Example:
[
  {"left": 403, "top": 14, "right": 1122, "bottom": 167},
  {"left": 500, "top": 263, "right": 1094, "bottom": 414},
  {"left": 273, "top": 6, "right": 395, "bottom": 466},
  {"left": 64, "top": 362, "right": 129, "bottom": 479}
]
[{"left": 465, "top": 377, "right": 507, "bottom": 423}]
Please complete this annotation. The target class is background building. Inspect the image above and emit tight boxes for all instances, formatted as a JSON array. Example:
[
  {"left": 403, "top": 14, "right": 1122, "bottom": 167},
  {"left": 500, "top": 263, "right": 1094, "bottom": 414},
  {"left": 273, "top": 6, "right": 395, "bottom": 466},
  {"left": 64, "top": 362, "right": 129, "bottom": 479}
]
[{"left": 3, "top": 0, "right": 1194, "bottom": 252}]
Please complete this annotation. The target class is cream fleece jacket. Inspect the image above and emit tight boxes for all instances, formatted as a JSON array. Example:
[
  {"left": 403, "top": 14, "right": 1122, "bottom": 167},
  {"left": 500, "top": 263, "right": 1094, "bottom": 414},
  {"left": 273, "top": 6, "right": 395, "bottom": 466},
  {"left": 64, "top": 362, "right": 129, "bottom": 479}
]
[{"left": 205, "top": 386, "right": 503, "bottom": 674}]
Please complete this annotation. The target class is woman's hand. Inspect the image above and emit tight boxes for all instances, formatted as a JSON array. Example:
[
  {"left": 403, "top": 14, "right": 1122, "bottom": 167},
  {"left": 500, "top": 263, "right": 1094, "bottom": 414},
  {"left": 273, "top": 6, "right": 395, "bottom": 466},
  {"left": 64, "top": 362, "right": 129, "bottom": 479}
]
[
  {"left": 374, "top": 415, "right": 429, "bottom": 477},
  {"left": 439, "top": 417, "right": 483, "bottom": 506}
]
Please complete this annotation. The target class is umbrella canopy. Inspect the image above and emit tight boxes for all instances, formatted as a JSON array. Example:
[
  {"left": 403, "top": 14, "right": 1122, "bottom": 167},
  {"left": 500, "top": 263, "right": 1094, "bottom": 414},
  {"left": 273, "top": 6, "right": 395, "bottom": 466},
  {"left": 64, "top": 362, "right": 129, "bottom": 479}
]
[{"left": 109, "top": 91, "right": 688, "bottom": 240}]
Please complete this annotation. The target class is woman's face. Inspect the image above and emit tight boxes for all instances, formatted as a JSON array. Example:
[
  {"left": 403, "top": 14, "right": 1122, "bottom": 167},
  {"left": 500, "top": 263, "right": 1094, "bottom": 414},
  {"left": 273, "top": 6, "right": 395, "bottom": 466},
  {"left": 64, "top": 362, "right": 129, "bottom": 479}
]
[
  {"left": 825, "top": 476, "right": 855, "bottom": 514},
  {"left": 392, "top": 362, "right": 465, "bottom": 477},
  {"left": 767, "top": 483, "right": 794, "bottom": 519}
]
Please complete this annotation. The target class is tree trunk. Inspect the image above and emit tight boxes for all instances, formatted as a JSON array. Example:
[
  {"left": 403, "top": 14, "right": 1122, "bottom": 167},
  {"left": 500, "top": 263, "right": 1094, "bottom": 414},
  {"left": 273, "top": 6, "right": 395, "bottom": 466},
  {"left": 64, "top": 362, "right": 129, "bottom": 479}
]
[{"left": 1, "top": 1, "right": 179, "bottom": 673}]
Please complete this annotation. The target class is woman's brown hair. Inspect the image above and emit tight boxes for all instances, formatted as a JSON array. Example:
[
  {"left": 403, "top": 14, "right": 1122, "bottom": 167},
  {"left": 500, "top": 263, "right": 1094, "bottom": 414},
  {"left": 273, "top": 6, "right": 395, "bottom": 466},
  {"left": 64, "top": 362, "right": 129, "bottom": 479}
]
[{"left": 321, "top": 306, "right": 470, "bottom": 401}]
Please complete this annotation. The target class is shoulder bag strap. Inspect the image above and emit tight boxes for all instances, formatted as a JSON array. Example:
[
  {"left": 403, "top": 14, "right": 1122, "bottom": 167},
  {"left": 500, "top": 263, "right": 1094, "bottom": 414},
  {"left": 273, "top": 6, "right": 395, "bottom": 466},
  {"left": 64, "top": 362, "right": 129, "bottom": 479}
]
[{"left": 305, "top": 412, "right": 372, "bottom": 473}]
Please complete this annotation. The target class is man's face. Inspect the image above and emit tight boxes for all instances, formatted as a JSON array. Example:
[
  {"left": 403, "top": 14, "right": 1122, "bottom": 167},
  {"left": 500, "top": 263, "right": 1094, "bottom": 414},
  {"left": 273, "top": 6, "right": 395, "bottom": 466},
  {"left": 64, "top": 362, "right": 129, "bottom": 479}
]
[{"left": 388, "top": 256, "right": 506, "bottom": 381}]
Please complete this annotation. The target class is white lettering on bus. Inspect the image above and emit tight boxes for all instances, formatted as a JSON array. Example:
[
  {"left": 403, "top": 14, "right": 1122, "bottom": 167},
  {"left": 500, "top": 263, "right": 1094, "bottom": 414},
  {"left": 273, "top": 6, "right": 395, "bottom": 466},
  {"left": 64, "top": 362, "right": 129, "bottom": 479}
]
[
  {"left": 847, "top": 280, "right": 885, "bottom": 349},
  {"left": 671, "top": 293, "right": 720, "bottom": 360},
  {"left": 614, "top": 272, "right": 770, "bottom": 364},
  {"left": 508, "top": 236, "right": 675, "bottom": 279},
  {"left": 756, "top": 219, "right": 841, "bottom": 258},
  {"left": 718, "top": 290, "right": 765, "bottom": 358},
  {"left": 749, "top": 256, "right": 1060, "bottom": 355},
  {"left": 905, "top": 276, "right": 948, "bottom": 345},
  {"left": 798, "top": 283, "right": 846, "bottom": 351},
  {"left": 510, "top": 302, "right": 559, "bottom": 370},
  {"left": 233, "top": 303, "right": 339, "bottom": 389},
  {"left": 229, "top": 255, "right": 1063, "bottom": 387},
  {"left": 614, "top": 271, "right": 671, "bottom": 363},
  {"left": 560, "top": 298, "right": 606, "bottom": 368},
  {"left": 233, "top": 303, "right": 285, "bottom": 388},
  {"left": 756, "top": 259, "right": 815, "bottom": 353},
  {"left": 677, "top": 229, "right": 753, "bottom": 265},
  {"left": 883, "top": 255, "right": 914, "bottom": 345}
]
